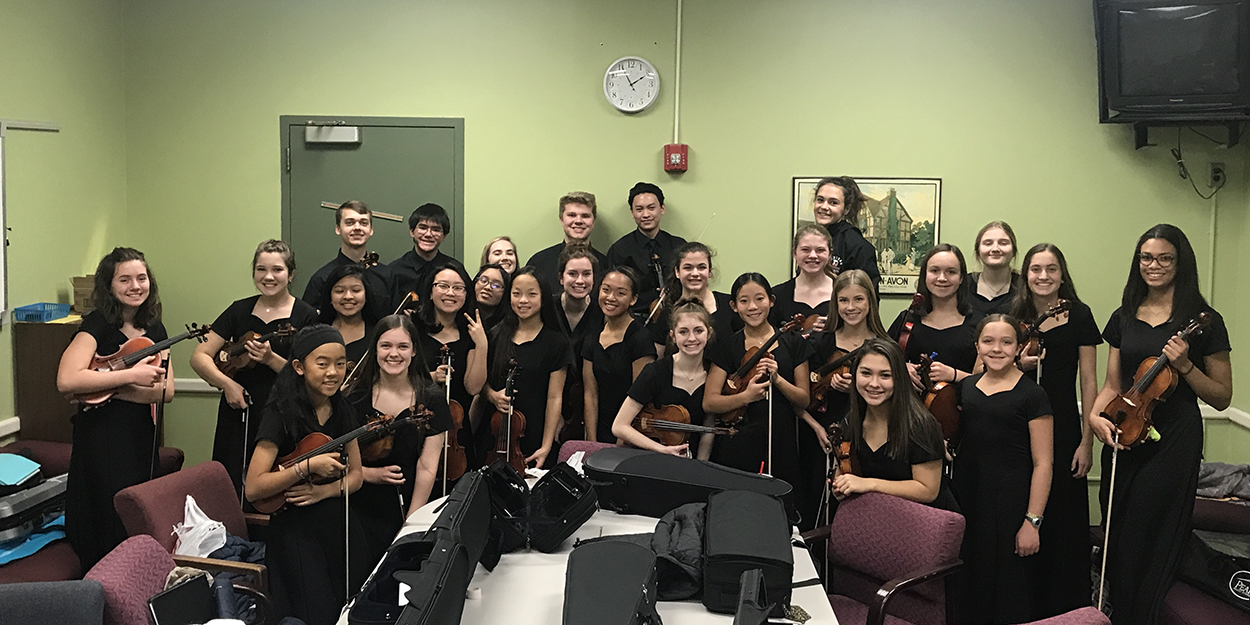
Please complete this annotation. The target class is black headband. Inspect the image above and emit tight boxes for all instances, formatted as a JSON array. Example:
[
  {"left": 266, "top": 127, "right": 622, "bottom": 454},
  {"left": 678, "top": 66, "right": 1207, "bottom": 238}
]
[{"left": 292, "top": 325, "right": 344, "bottom": 361}]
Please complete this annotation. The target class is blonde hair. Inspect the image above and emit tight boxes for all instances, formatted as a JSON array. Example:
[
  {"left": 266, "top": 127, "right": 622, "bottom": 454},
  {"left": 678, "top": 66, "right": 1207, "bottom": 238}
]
[
  {"left": 825, "top": 269, "right": 888, "bottom": 339},
  {"left": 479, "top": 236, "right": 517, "bottom": 270},
  {"left": 559, "top": 191, "right": 598, "bottom": 218}
]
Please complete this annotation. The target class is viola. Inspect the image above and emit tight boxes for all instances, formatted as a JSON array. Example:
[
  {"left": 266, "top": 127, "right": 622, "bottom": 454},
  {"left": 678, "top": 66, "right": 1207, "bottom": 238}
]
[
  {"left": 1100, "top": 312, "right": 1211, "bottom": 448},
  {"left": 440, "top": 345, "right": 469, "bottom": 483},
  {"left": 255, "top": 408, "right": 431, "bottom": 514},
  {"left": 214, "top": 324, "right": 295, "bottom": 378},
  {"left": 1020, "top": 299, "right": 1071, "bottom": 361},
  {"left": 917, "top": 353, "right": 959, "bottom": 442},
  {"left": 77, "top": 324, "right": 211, "bottom": 407},
  {"left": 807, "top": 346, "right": 864, "bottom": 414},
  {"left": 720, "top": 315, "right": 805, "bottom": 425},
  {"left": 633, "top": 404, "right": 737, "bottom": 447},
  {"left": 895, "top": 293, "right": 926, "bottom": 353},
  {"left": 486, "top": 359, "right": 527, "bottom": 472},
  {"left": 826, "top": 422, "right": 857, "bottom": 477}
]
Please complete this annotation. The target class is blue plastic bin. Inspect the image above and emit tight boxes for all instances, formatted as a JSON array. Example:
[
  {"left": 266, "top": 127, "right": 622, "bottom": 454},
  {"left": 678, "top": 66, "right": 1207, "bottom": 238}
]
[{"left": 13, "top": 303, "right": 71, "bottom": 323}]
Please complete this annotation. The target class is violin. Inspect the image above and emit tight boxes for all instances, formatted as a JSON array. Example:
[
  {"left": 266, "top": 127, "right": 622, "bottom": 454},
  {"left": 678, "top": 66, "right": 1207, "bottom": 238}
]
[
  {"left": 917, "top": 353, "right": 959, "bottom": 442},
  {"left": 895, "top": 293, "right": 926, "bottom": 353},
  {"left": 486, "top": 360, "right": 527, "bottom": 472},
  {"left": 646, "top": 253, "right": 667, "bottom": 324},
  {"left": 826, "top": 422, "right": 857, "bottom": 477},
  {"left": 340, "top": 291, "right": 423, "bottom": 392},
  {"left": 632, "top": 404, "right": 737, "bottom": 447},
  {"left": 76, "top": 324, "right": 211, "bottom": 407},
  {"left": 358, "top": 251, "right": 380, "bottom": 268},
  {"left": 360, "top": 404, "right": 433, "bottom": 463},
  {"left": 440, "top": 346, "right": 469, "bottom": 483},
  {"left": 214, "top": 324, "right": 295, "bottom": 378},
  {"left": 807, "top": 346, "right": 864, "bottom": 415},
  {"left": 1020, "top": 299, "right": 1071, "bottom": 361},
  {"left": 798, "top": 313, "right": 822, "bottom": 338},
  {"left": 1100, "top": 312, "right": 1211, "bottom": 448},
  {"left": 720, "top": 315, "right": 805, "bottom": 425},
  {"left": 254, "top": 408, "right": 430, "bottom": 513}
]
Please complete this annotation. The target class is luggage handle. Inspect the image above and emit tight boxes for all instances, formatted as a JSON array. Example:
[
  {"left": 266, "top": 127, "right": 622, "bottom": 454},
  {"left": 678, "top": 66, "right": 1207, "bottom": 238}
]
[{"left": 733, "top": 569, "right": 774, "bottom": 625}]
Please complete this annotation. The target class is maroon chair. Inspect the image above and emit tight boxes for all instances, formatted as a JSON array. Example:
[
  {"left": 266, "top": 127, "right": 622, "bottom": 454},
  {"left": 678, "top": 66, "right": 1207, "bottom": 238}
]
[
  {"left": 1159, "top": 497, "right": 1250, "bottom": 625},
  {"left": 1027, "top": 607, "right": 1111, "bottom": 624},
  {"left": 557, "top": 440, "right": 616, "bottom": 463},
  {"left": 84, "top": 534, "right": 175, "bottom": 625},
  {"left": 803, "top": 492, "right": 964, "bottom": 625},
  {"left": 113, "top": 460, "right": 267, "bottom": 588}
]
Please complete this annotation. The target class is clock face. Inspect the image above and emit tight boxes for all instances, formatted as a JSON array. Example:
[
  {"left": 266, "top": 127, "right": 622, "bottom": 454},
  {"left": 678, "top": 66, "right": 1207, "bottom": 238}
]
[{"left": 604, "top": 56, "right": 659, "bottom": 113}]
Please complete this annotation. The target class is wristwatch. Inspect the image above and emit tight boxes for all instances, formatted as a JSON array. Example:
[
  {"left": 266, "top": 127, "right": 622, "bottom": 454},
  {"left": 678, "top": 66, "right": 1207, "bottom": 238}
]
[{"left": 1025, "top": 513, "right": 1044, "bottom": 529}]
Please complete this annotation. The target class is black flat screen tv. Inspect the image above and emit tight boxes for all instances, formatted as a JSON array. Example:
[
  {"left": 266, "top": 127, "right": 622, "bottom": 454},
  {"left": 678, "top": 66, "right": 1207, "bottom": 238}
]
[{"left": 1097, "top": 0, "right": 1250, "bottom": 118}]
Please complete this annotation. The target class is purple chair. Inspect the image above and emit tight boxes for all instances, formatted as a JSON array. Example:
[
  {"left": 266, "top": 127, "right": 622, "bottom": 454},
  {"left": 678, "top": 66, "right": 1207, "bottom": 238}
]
[
  {"left": 802, "top": 492, "right": 964, "bottom": 625},
  {"left": 557, "top": 440, "right": 616, "bottom": 463},
  {"left": 84, "top": 534, "right": 175, "bottom": 625},
  {"left": 1159, "top": 498, "right": 1250, "bottom": 625}
]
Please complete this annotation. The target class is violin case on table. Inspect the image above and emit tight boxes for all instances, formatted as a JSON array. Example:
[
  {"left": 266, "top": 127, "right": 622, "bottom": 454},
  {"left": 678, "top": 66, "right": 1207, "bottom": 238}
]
[
  {"left": 583, "top": 447, "right": 796, "bottom": 524},
  {"left": 482, "top": 460, "right": 597, "bottom": 554},
  {"left": 562, "top": 540, "right": 662, "bottom": 625}
]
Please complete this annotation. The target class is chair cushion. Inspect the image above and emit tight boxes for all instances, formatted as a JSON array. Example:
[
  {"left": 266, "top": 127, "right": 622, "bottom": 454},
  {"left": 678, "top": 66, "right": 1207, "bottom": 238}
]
[
  {"left": 1030, "top": 607, "right": 1112, "bottom": 624},
  {"left": 0, "top": 441, "right": 182, "bottom": 478},
  {"left": 828, "top": 593, "right": 923, "bottom": 625},
  {"left": 558, "top": 440, "right": 615, "bottom": 464},
  {"left": 85, "top": 534, "right": 174, "bottom": 625},
  {"left": 1192, "top": 498, "right": 1250, "bottom": 534},
  {"left": 1162, "top": 580, "right": 1250, "bottom": 625},
  {"left": 114, "top": 461, "right": 247, "bottom": 552},
  {"left": 0, "top": 579, "right": 105, "bottom": 625},
  {"left": 0, "top": 540, "right": 82, "bottom": 583}
]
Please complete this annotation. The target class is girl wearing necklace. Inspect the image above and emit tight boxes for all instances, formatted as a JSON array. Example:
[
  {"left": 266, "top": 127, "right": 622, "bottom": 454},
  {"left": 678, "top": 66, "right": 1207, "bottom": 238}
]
[
  {"left": 888, "top": 244, "right": 979, "bottom": 391},
  {"left": 770, "top": 224, "right": 834, "bottom": 333},
  {"left": 611, "top": 299, "right": 715, "bottom": 457},
  {"left": 647, "top": 241, "right": 739, "bottom": 355},
  {"left": 968, "top": 221, "right": 1019, "bottom": 318},
  {"left": 583, "top": 266, "right": 655, "bottom": 443},
  {"left": 191, "top": 239, "right": 319, "bottom": 495}
]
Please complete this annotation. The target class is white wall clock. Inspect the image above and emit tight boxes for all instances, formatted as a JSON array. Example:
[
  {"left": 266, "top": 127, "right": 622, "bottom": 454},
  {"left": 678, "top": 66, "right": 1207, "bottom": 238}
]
[{"left": 604, "top": 56, "right": 660, "bottom": 113}]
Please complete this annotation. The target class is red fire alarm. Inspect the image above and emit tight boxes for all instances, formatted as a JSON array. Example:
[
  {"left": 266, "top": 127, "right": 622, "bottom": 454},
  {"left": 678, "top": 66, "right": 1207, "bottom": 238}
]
[{"left": 664, "top": 143, "right": 689, "bottom": 172}]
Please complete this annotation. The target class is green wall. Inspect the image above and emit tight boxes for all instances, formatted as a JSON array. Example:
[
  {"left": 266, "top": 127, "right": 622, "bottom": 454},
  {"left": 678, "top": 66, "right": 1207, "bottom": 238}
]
[{"left": 4, "top": 0, "right": 1249, "bottom": 471}]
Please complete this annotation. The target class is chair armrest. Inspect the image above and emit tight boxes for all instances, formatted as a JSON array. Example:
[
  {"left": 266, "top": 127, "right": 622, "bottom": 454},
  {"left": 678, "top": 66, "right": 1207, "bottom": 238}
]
[
  {"left": 173, "top": 555, "right": 268, "bottom": 590},
  {"left": 799, "top": 525, "right": 832, "bottom": 543},
  {"left": 231, "top": 583, "right": 278, "bottom": 625},
  {"left": 243, "top": 512, "right": 269, "bottom": 529},
  {"left": 867, "top": 560, "right": 962, "bottom": 625}
]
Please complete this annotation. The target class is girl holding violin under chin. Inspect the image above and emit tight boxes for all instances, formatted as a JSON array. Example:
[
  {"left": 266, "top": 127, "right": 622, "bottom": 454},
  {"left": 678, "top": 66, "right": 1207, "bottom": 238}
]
[
  {"left": 1009, "top": 243, "right": 1101, "bottom": 616},
  {"left": 770, "top": 224, "right": 835, "bottom": 333},
  {"left": 1088, "top": 225, "right": 1231, "bottom": 625},
  {"left": 243, "top": 324, "right": 369, "bottom": 625},
  {"left": 483, "top": 266, "right": 572, "bottom": 470},
  {"left": 583, "top": 266, "right": 655, "bottom": 443},
  {"left": 57, "top": 247, "right": 175, "bottom": 570},
  {"left": 613, "top": 299, "right": 716, "bottom": 458},
  {"left": 887, "top": 244, "right": 980, "bottom": 391},
  {"left": 344, "top": 314, "right": 453, "bottom": 578},
  {"left": 830, "top": 338, "right": 957, "bottom": 511},
  {"left": 953, "top": 314, "right": 1053, "bottom": 625},
  {"left": 190, "top": 239, "right": 319, "bottom": 496},
  {"left": 704, "top": 274, "right": 814, "bottom": 524}
]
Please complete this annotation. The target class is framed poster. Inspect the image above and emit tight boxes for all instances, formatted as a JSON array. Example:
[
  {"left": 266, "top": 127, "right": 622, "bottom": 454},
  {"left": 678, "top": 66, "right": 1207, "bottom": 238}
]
[{"left": 792, "top": 177, "right": 942, "bottom": 296}]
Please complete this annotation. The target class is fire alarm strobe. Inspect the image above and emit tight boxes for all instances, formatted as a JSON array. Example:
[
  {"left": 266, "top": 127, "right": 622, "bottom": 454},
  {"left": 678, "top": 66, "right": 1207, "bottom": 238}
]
[{"left": 664, "top": 144, "right": 688, "bottom": 172}]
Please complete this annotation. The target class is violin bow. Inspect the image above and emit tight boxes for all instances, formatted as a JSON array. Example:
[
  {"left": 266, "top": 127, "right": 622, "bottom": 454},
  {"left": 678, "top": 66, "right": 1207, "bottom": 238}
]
[
  {"left": 441, "top": 347, "right": 452, "bottom": 498},
  {"left": 1097, "top": 431, "right": 1121, "bottom": 614}
]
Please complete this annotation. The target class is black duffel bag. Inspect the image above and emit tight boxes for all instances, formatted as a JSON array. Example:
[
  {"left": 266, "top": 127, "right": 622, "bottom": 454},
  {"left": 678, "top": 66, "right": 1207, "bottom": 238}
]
[
  {"left": 702, "top": 490, "right": 793, "bottom": 616},
  {"left": 1178, "top": 529, "right": 1250, "bottom": 615},
  {"left": 563, "top": 540, "right": 662, "bottom": 625}
]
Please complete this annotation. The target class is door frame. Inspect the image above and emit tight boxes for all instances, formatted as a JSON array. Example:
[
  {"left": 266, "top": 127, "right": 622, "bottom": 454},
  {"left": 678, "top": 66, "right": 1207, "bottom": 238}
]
[{"left": 279, "top": 115, "right": 466, "bottom": 261}]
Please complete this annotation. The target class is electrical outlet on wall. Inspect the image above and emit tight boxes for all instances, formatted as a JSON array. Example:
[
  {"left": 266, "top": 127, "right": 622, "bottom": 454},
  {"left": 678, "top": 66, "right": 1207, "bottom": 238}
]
[{"left": 1209, "top": 162, "right": 1226, "bottom": 188}]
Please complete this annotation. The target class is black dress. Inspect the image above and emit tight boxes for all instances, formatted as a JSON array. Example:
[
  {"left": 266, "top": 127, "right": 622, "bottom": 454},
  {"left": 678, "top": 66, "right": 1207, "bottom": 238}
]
[
  {"left": 347, "top": 392, "right": 452, "bottom": 575},
  {"left": 582, "top": 320, "right": 655, "bottom": 442},
  {"left": 953, "top": 374, "right": 1052, "bottom": 624},
  {"left": 210, "top": 296, "right": 319, "bottom": 493},
  {"left": 254, "top": 403, "right": 370, "bottom": 625},
  {"left": 344, "top": 336, "right": 367, "bottom": 372},
  {"left": 967, "top": 272, "right": 1018, "bottom": 318},
  {"left": 646, "top": 291, "right": 740, "bottom": 350},
  {"left": 485, "top": 325, "right": 573, "bottom": 458},
  {"left": 65, "top": 311, "right": 167, "bottom": 570},
  {"left": 768, "top": 277, "right": 830, "bottom": 329},
  {"left": 418, "top": 331, "right": 477, "bottom": 473},
  {"left": 851, "top": 426, "right": 960, "bottom": 513},
  {"left": 557, "top": 300, "right": 603, "bottom": 442},
  {"left": 888, "top": 310, "right": 979, "bottom": 374},
  {"left": 1028, "top": 301, "right": 1101, "bottom": 616},
  {"left": 1099, "top": 307, "right": 1230, "bottom": 625},
  {"left": 709, "top": 330, "right": 813, "bottom": 523},
  {"left": 627, "top": 356, "right": 709, "bottom": 457},
  {"left": 797, "top": 332, "right": 856, "bottom": 529}
]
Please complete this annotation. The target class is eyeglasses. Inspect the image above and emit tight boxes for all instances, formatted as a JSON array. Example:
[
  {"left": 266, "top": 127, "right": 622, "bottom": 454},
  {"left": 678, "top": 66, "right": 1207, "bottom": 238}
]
[
  {"left": 476, "top": 277, "right": 503, "bottom": 291},
  {"left": 1137, "top": 253, "right": 1176, "bottom": 268},
  {"left": 433, "top": 282, "right": 467, "bottom": 293},
  {"left": 414, "top": 223, "right": 445, "bottom": 235}
]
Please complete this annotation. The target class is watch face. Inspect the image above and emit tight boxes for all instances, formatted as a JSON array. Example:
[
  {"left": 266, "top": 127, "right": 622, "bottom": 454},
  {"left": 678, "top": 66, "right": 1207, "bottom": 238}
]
[{"left": 604, "top": 56, "right": 659, "bottom": 113}]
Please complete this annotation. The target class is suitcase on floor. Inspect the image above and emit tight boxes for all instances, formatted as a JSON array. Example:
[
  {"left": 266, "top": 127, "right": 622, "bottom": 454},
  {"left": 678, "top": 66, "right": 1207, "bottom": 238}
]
[
  {"left": 702, "top": 490, "right": 793, "bottom": 615},
  {"left": 483, "top": 460, "right": 597, "bottom": 554},
  {"left": 1178, "top": 529, "right": 1250, "bottom": 615},
  {"left": 562, "top": 540, "right": 662, "bottom": 625},
  {"left": 583, "top": 447, "right": 795, "bottom": 523},
  {"left": 0, "top": 473, "right": 67, "bottom": 544}
]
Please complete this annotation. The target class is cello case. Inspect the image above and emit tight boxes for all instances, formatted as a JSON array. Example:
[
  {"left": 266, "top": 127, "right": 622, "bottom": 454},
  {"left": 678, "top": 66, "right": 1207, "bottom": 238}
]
[{"left": 583, "top": 447, "right": 796, "bottom": 524}]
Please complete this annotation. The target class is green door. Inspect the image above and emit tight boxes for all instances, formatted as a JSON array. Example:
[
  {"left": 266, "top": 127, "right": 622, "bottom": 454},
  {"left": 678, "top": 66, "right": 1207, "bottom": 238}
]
[{"left": 281, "top": 116, "right": 464, "bottom": 299}]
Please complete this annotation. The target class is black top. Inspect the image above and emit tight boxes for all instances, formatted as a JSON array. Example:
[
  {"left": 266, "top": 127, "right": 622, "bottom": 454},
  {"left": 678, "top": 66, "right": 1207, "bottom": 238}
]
[
  {"left": 826, "top": 220, "right": 881, "bottom": 295},
  {"left": 806, "top": 332, "right": 854, "bottom": 427},
  {"left": 78, "top": 311, "right": 169, "bottom": 405},
  {"left": 954, "top": 374, "right": 1052, "bottom": 483},
  {"left": 347, "top": 392, "right": 453, "bottom": 495},
  {"left": 628, "top": 356, "right": 709, "bottom": 454},
  {"left": 582, "top": 320, "right": 656, "bottom": 442},
  {"left": 1028, "top": 301, "right": 1102, "bottom": 425},
  {"left": 646, "top": 291, "right": 740, "bottom": 349},
  {"left": 302, "top": 250, "right": 392, "bottom": 318},
  {"left": 387, "top": 249, "right": 464, "bottom": 310},
  {"left": 768, "top": 277, "right": 830, "bottom": 329},
  {"left": 851, "top": 426, "right": 958, "bottom": 512},
  {"left": 255, "top": 399, "right": 360, "bottom": 459},
  {"left": 418, "top": 332, "right": 476, "bottom": 411},
  {"left": 211, "top": 295, "right": 320, "bottom": 399},
  {"left": 525, "top": 242, "right": 609, "bottom": 295},
  {"left": 557, "top": 299, "right": 604, "bottom": 364},
  {"left": 888, "top": 309, "right": 979, "bottom": 373},
  {"left": 966, "top": 272, "right": 1018, "bottom": 318},
  {"left": 606, "top": 229, "right": 688, "bottom": 316},
  {"left": 486, "top": 325, "right": 573, "bottom": 455},
  {"left": 344, "top": 336, "right": 368, "bottom": 374}
]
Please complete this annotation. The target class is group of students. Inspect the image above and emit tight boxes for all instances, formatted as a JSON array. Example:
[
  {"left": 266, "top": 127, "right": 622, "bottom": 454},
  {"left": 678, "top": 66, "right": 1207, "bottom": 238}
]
[{"left": 54, "top": 175, "right": 1232, "bottom": 625}]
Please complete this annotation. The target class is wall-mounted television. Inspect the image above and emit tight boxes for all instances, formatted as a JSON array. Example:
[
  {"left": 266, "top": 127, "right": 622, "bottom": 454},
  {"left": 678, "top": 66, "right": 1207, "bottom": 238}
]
[{"left": 1096, "top": 0, "right": 1250, "bottom": 119}]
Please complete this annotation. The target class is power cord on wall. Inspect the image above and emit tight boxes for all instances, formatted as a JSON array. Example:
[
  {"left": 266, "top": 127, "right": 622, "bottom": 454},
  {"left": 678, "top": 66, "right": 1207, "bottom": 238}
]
[{"left": 1171, "top": 129, "right": 1225, "bottom": 200}]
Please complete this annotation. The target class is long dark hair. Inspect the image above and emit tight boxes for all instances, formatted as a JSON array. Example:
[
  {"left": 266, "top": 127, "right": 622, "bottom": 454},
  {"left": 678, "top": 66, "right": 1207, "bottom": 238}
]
[
  {"left": 317, "top": 263, "right": 379, "bottom": 327},
  {"left": 814, "top": 177, "right": 866, "bottom": 223},
  {"left": 1009, "top": 243, "right": 1081, "bottom": 322},
  {"left": 661, "top": 242, "right": 716, "bottom": 313},
  {"left": 263, "top": 324, "right": 355, "bottom": 442},
  {"left": 729, "top": 272, "right": 774, "bottom": 304},
  {"left": 916, "top": 244, "right": 971, "bottom": 316},
  {"left": 93, "top": 247, "right": 162, "bottom": 330},
  {"left": 416, "top": 261, "right": 476, "bottom": 334},
  {"left": 344, "top": 314, "right": 439, "bottom": 405},
  {"left": 473, "top": 263, "right": 512, "bottom": 329},
  {"left": 488, "top": 266, "right": 559, "bottom": 381},
  {"left": 845, "top": 338, "right": 944, "bottom": 461},
  {"left": 1122, "top": 224, "right": 1208, "bottom": 324}
]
